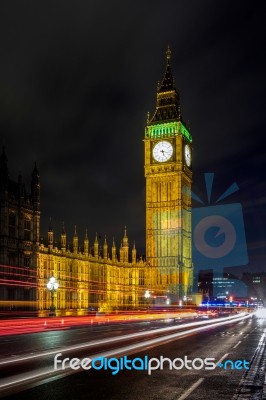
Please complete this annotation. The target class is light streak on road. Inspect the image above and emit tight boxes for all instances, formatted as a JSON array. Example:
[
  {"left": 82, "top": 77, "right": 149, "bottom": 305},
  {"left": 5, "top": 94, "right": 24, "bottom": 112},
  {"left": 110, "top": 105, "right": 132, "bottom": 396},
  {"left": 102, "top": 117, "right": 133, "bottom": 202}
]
[
  {"left": 0, "top": 313, "right": 252, "bottom": 397},
  {"left": 0, "top": 313, "right": 251, "bottom": 366}
]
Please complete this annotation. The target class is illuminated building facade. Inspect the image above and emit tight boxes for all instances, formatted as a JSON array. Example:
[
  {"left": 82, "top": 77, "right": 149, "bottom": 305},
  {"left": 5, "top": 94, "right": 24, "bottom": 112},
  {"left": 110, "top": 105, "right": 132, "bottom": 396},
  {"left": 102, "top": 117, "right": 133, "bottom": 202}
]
[
  {"left": 0, "top": 48, "right": 193, "bottom": 313},
  {"left": 37, "top": 226, "right": 146, "bottom": 314},
  {"left": 144, "top": 47, "right": 193, "bottom": 302}
]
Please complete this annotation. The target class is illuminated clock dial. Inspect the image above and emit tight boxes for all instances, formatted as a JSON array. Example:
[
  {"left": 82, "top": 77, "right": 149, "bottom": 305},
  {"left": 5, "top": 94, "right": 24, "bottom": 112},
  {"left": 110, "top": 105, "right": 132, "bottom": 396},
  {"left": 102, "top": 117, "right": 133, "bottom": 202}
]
[
  {"left": 152, "top": 141, "right": 173, "bottom": 162},
  {"left": 184, "top": 144, "right": 191, "bottom": 167}
]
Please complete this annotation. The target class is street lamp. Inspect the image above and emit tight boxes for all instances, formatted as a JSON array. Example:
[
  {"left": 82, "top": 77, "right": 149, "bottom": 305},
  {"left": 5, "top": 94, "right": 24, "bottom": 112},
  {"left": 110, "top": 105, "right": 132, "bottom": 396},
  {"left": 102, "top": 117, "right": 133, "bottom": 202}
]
[
  {"left": 144, "top": 290, "right": 151, "bottom": 309},
  {"left": 47, "top": 276, "right": 59, "bottom": 317}
]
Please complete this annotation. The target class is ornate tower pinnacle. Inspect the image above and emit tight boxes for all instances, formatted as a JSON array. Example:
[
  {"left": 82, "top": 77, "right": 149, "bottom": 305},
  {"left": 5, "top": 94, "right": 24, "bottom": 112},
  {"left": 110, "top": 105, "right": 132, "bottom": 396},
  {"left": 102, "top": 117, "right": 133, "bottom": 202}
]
[
  {"left": 73, "top": 225, "right": 78, "bottom": 253},
  {"left": 61, "top": 221, "right": 66, "bottom": 251},
  {"left": 94, "top": 232, "right": 99, "bottom": 259},
  {"left": 112, "top": 237, "right": 116, "bottom": 261},
  {"left": 103, "top": 235, "right": 108, "bottom": 260},
  {"left": 84, "top": 228, "right": 89, "bottom": 256},
  {"left": 48, "top": 218, "right": 53, "bottom": 250},
  {"left": 149, "top": 46, "right": 180, "bottom": 123},
  {"left": 132, "top": 240, "right": 137, "bottom": 264}
]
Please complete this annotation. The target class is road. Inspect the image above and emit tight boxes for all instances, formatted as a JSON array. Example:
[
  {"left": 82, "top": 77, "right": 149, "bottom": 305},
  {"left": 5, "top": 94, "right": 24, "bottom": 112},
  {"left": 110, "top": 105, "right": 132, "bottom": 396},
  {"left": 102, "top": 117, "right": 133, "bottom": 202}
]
[{"left": 0, "top": 310, "right": 265, "bottom": 399}]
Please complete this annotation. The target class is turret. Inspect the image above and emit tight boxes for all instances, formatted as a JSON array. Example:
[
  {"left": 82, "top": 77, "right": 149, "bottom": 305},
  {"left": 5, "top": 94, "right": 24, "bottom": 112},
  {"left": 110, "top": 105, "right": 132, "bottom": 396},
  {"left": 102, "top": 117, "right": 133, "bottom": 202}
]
[
  {"left": 94, "top": 233, "right": 99, "bottom": 259},
  {"left": 119, "top": 241, "right": 124, "bottom": 263},
  {"left": 84, "top": 229, "right": 89, "bottom": 256},
  {"left": 112, "top": 238, "right": 116, "bottom": 261},
  {"left": 73, "top": 226, "right": 78, "bottom": 253},
  {"left": 61, "top": 222, "right": 66, "bottom": 252},
  {"left": 122, "top": 226, "right": 129, "bottom": 262},
  {"left": 132, "top": 241, "right": 136, "bottom": 264},
  {"left": 48, "top": 219, "right": 53, "bottom": 251},
  {"left": 103, "top": 235, "right": 108, "bottom": 260}
]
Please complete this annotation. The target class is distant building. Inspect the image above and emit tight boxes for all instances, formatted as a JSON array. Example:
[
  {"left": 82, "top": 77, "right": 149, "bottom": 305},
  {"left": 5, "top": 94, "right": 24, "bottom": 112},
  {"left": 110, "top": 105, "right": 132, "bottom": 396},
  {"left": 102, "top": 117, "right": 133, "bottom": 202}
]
[
  {"left": 241, "top": 272, "right": 266, "bottom": 303},
  {"left": 198, "top": 270, "right": 247, "bottom": 299}
]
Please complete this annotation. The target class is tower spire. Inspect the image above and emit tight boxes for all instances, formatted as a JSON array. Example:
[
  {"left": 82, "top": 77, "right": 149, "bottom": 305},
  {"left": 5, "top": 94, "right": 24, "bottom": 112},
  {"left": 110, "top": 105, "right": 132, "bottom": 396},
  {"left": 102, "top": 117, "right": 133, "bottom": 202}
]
[
  {"left": 149, "top": 46, "right": 180, "bottom": 123},
  {"left": 166, "top": 45, "right": 171, "bottom": 65}
]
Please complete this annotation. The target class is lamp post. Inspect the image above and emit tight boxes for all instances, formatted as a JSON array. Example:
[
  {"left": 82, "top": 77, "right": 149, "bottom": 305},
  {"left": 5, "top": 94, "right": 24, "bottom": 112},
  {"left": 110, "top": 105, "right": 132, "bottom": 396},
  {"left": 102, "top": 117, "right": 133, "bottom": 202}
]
[
  {"left": 144, "top": 290, "right": 151, "bottom": 309},
  {"left": 47, "top": 276, "right": 59, "bottom": 317},
  {"left": 177, "top": 258, "right": 183, "bottom": 303}
]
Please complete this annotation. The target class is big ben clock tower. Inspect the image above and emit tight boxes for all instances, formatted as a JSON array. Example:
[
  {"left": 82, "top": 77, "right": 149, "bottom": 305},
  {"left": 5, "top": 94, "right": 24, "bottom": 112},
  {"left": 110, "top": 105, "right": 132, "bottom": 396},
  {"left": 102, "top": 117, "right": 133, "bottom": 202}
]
[{"left": 144, "top": 47, "right": 193, "bottom": 300}]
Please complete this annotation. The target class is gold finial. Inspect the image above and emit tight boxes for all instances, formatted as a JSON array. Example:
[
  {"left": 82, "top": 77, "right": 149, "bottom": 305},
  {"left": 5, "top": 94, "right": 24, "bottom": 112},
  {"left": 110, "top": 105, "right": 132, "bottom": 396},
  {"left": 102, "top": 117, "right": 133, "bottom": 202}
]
[
  {"left": 157, "top": 80, "right": 160, "bottom": 91},
  {"left": 147, "top": 111, "right": 150, "bottom": 124},
  {"left": 166, "top": 45, "right": 171, "bottom": 64},
  {"left": 74, "top": 225, "right": 77, "bottom": 236},
  {"left": 85, "top": 228, "right": 88, "bottom": 240}
]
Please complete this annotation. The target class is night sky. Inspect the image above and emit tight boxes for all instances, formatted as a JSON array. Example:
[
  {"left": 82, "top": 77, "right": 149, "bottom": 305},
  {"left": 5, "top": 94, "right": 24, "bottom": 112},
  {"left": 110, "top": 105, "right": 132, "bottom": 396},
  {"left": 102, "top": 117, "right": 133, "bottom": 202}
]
[{"left": 0, "top": 1, "right": 265, "bottom": 274}]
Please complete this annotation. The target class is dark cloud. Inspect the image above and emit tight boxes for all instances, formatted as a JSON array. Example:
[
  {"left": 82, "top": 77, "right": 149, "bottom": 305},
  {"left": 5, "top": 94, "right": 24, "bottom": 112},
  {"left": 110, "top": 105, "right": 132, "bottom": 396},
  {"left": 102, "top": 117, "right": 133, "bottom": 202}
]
[{"left": 0, "top": 1, "right": 265, "bottom": 264}]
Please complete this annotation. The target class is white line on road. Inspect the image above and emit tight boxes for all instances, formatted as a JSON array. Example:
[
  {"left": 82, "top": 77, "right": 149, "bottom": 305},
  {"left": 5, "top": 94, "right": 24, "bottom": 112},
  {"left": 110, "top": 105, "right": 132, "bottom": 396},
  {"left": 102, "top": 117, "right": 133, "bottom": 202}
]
[
  {"left": 177, "top": 378, "right": 205, "bottom": 400},
  {"left": 233, "top": 341, "right": 242, "bottom": 349},
  {"left": 243, "top": 334, "right": 249, "bottom": 338}
]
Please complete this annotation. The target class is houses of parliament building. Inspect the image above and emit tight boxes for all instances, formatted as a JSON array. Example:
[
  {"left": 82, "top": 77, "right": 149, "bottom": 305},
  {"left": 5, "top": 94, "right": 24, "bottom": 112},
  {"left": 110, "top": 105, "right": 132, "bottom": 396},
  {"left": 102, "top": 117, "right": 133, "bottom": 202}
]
[{"left": 0, "top": 48, "right": 193, "bottom": 314}]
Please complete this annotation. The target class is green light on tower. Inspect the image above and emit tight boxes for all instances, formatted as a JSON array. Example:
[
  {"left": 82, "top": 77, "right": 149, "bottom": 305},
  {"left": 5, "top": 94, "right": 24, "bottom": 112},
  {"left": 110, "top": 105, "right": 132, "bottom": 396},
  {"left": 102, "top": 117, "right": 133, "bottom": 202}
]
[{"left": 146, "top": 121, "right": 192, "bottom": 142}]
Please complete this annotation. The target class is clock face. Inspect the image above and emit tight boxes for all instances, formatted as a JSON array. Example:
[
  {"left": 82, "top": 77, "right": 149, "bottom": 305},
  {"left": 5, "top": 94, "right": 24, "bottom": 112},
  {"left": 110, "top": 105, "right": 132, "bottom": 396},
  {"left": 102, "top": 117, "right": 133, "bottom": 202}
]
[
  {"left": 152, "top": 141, "right": 173, "bottom": 162},
  {"left": 184, "top": 144, "right": 191, "bottom": 167}
]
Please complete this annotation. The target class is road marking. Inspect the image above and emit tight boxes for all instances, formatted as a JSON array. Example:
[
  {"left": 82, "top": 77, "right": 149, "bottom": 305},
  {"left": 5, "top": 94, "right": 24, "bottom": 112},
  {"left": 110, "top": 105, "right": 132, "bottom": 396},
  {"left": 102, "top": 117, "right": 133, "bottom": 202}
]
[
  {"left": 243, "top": 334, "right": 249, "bottom": 338},
  {"left": 233, "top": 341, "right": 241, "bottom": 349},
  {"left": 216, "top": 353, "right": 229, "bottom": 367},
  {"left": 177, "top": 378, "right": 205, "bottom": 400}
]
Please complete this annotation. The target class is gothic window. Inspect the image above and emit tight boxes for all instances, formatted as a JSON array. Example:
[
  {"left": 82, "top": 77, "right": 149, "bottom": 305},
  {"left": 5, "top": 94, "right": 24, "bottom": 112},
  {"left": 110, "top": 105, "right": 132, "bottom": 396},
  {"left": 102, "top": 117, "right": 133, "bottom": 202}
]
[
  {"left": 139, "top": 270, "right": 144, "bottom": 286},
  {"left": 9, "top": 213, "right": 16, "bottom": 237},
  {"left": 24, "top": 218, "right": 31, "bottom": 241}
]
